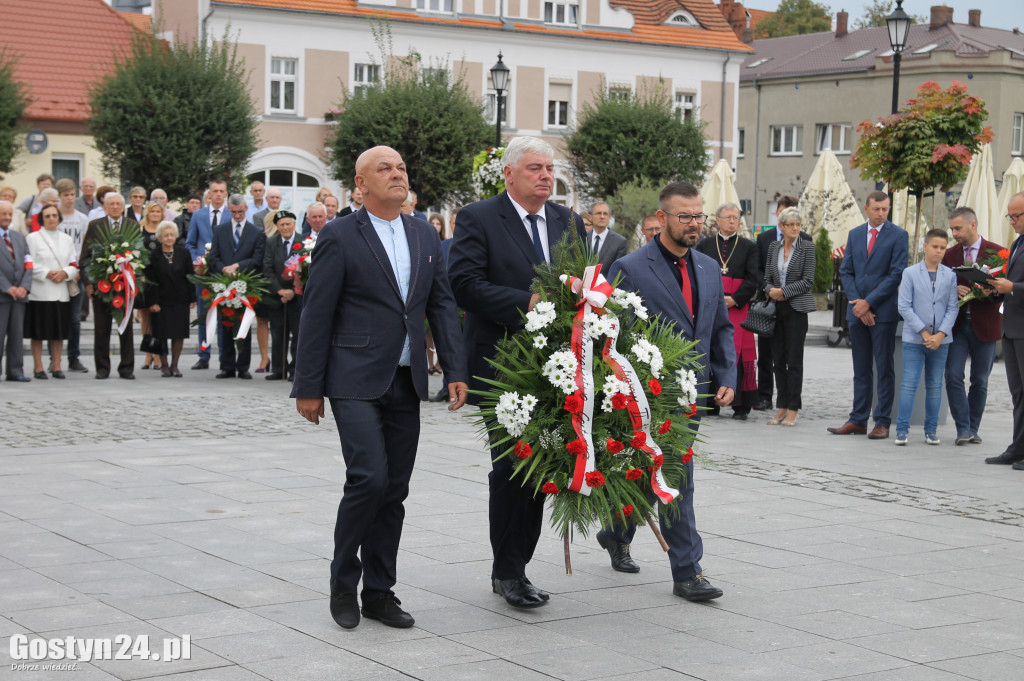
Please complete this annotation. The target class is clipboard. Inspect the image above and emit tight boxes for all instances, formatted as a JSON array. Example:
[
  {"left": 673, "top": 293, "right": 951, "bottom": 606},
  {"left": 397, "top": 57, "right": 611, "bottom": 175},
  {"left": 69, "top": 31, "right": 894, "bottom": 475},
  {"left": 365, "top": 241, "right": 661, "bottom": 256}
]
[{"left": 954, "top": 266, "right": 999, "bottom": 286}]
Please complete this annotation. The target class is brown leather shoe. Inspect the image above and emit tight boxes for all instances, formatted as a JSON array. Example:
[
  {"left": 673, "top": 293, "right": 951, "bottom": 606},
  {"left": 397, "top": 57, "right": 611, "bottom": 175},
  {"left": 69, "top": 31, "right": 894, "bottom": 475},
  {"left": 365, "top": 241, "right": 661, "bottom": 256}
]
[
  {"left": 867, "top": 425, "right": 890, "bottom": 440},
  {"left": 827, "top": 422, "right": 867, "bottom": 435}
]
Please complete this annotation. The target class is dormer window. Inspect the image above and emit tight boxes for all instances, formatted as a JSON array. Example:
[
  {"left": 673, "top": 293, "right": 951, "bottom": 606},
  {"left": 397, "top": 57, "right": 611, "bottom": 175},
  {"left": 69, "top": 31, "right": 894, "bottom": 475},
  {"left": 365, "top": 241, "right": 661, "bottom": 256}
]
[{"left": 665, "top": 10, "right": 701, "bottom": 28}]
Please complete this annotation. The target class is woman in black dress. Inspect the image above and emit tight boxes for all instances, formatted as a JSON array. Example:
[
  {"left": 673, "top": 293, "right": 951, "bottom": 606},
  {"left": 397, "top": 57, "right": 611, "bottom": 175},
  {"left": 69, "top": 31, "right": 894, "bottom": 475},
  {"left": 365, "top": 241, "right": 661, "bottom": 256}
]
[
  {"left": 139, "top": 201, "right": 166, "bottom": 369},
  {"left": 145, "top": 221, "right": 195, "bottom": 376}
]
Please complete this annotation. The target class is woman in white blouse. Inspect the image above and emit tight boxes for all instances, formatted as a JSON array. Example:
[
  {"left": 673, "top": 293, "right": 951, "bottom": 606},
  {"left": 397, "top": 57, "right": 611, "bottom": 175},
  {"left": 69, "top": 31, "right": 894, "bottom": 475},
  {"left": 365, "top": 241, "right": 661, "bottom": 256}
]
[{"left": 25, "top": 205, "right": 78, "bottom": 379}]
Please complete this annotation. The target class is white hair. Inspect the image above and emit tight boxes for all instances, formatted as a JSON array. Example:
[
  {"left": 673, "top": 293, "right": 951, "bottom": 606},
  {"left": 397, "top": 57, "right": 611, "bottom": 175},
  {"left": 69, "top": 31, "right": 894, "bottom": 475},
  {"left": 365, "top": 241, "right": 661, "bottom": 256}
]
[
  {"left": 716, "top": 202, "right": 741, "bottom": 217},
  {"left": 104, "top": 192, "right": 124, "bottom": 205},
  {"left": 38, "top": 187, "right": 59, "bottom": 202},
  {"left": 228, "top": 193, "right": 247, "bottom": 207},
  {"left": 156, "top": 220, "right": 179, "bottom": 239},
  {"left": 503, "top": 136, "right": 554, "bottom": 169},
  {"left": 306, "top": 201, "right": 326, "bottom": 216},
  {"left": 150, "top": 188, "right": 167, "bottom": 200}
]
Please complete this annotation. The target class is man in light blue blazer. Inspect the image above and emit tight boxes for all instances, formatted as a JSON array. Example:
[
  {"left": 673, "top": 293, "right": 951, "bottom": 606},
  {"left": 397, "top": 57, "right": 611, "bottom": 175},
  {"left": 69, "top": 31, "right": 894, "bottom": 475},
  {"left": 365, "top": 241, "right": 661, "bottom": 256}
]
[
  {"left": 185, "top": 180, "right": 231, "bottom": 369},
  {"left": 597, "top": 181, "right": 736, "bottom": 603},
  {"left": 828, "top": 191, "right": 909, "bottom": 439}
]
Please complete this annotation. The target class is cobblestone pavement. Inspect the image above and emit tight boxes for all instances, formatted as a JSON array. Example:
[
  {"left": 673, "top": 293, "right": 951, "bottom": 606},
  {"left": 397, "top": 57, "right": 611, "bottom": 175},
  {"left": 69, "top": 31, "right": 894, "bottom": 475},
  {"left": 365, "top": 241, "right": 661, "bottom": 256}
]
[{"left": 2, "top": 345, "right": 1024, "bottom": 681}]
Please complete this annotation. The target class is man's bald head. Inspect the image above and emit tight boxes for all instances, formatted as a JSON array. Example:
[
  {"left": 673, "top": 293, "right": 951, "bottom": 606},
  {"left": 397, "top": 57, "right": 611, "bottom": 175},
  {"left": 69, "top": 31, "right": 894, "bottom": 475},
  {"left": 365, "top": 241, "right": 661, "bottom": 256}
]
[{"left": 354, "top": 146, "right": 409, "bottom": 219}]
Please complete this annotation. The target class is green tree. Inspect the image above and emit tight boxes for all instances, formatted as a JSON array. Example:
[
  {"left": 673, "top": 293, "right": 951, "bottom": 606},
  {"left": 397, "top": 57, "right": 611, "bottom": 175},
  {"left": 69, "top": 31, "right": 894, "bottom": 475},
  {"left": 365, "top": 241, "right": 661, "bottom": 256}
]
[
  {"left": 0, "top": 49, "right": 29, "bottom": 178},
  {"left": 328, "top": 57, "right": 490, "bottom": 207},
  {"left": 854, "top": 0, "right": 925, "bottom": 29},
  {"left": 754, "top": 0, "right": 832, "bottom": 39},
  {"left": 813, "top": 227, "right": 834, "bottom": 294},
  {"left": 566, "top": 87, "right": 706, "bottom": 200},
  {"left": 606, "top": 178, "right": 662, "bottom": 248},
  {"left": 89, "top": 33, "right": 259, "bottom": 200}
]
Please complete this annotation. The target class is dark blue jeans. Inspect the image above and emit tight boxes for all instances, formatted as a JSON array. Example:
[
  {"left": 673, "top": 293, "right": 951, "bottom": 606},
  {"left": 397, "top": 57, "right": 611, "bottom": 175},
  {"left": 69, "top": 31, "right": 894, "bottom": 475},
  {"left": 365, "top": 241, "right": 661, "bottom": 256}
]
[{"left": 944, "top": 323, "right": 996, "bottom": 438}]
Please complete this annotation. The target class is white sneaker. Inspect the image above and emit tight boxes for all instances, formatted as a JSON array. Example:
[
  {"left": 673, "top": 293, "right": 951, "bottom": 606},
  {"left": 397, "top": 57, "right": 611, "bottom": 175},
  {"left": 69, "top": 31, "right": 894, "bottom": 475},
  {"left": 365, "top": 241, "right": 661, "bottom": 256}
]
[
  {"left": 925, "top": 433, "right": 940, "bottom": 445},
  {"left": 894, "top": 432, "right": 908, "bottom": 446}
]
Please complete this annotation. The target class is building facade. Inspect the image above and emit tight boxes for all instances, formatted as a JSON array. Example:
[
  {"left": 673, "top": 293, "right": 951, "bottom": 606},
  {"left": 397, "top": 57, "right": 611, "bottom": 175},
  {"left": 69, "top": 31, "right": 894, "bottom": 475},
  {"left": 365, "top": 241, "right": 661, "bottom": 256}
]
[
  {"left": 736, "top": 6, "right": 1024, "bottom": 227},
  {"left": 154, "top": 0, "right": 750, "bottom": 213}
]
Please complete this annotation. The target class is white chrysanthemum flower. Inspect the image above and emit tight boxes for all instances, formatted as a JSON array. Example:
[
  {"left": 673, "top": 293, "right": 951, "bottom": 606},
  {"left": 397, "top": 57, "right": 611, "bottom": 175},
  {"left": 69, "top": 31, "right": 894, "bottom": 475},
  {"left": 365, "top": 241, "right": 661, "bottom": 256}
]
[{"left": 533, "top": 335, "right": 548, "bottom": 349}]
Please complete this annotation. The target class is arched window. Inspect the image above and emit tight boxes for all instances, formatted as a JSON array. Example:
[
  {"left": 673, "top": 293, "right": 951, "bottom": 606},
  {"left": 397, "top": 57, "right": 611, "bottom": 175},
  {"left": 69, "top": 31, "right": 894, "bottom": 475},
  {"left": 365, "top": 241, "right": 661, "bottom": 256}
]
[{"left": 246, "top": 169, "right": 322, "bottom": 216}]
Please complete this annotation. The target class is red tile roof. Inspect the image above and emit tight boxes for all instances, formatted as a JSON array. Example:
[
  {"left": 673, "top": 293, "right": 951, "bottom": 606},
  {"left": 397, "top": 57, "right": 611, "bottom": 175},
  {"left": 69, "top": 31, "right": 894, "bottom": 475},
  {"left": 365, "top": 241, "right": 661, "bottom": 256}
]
[
  {"left": 5, "top": 0, "right": 137, "bottom": 122},
  {"left": 215, "top": 0, "right": 752, "bottom": 52},
  {"left": 119, "top": 11, "right": 154, "bottom": 33}
]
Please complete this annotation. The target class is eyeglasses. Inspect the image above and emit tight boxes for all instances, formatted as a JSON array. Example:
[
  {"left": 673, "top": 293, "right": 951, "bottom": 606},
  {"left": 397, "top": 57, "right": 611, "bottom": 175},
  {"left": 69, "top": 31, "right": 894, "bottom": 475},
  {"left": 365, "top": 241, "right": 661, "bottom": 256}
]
[
  {"left": 663, "top": 211, "right": 707, "bottom": 225},
  {"left": 641, "top": 226, "right": 662, "bottom": 234},
  {"left": 1007, "top": 212, "right": 1024, "bottom": 222}
]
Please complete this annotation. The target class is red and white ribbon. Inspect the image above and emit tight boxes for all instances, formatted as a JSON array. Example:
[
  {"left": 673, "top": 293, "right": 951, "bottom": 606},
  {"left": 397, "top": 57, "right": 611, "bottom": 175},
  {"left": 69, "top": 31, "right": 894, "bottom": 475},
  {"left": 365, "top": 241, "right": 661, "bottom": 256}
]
[
  {"left": 113, "top": 252, "right": 137, "bottom": 336},
  {"left": 200, "top": 282, "right": 257, "bottom": 350},
  {"left": 561, "top": 266, "right": 615, "bottom": 495}
]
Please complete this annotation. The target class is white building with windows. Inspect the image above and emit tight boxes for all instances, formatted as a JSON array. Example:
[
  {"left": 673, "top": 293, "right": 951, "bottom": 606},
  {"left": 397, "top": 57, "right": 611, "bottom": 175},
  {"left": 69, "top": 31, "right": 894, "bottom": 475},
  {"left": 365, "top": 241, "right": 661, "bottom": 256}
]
[{"left": 155, "top": 0, "right": 751, "bottom": 212}]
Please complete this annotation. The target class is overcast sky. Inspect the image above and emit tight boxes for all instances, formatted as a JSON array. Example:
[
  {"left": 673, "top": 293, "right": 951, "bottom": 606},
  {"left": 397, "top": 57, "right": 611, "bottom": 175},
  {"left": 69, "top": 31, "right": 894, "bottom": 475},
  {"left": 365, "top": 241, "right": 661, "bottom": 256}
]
[{"left": 737, "top": 0, "right": 1022, "bottom": 34}]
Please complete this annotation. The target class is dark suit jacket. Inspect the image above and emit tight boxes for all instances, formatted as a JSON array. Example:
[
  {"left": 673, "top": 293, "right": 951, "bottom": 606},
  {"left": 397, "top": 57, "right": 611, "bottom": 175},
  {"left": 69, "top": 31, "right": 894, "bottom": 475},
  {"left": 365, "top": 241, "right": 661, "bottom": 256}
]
[
  {"left": 764, "top": 238, "right": 817, "bottom": 314},
  {"left": 589, "top": 228, "right": 629, "bottom": 272},
  {"left": 696, "top": 234, "right": 759, "bottom": 308},
  {"left": 186, "top": 205, "right": 231, "bottom": 260},
  {"left": 1002, "top": 235, "right": 1024, "bottom": 339},
  {"left": 338, "top": 206, "right": 354, "bottom": 218},
  {"left": 263, "top": 233, "right": 300, "bottom": 308},
  {"left": 210, "top": 221, "right": 266, "bottom": 275},
  {"left": 942, "top": 238, "right": 1004, "bottom": 343},
  {"left": 448, "top": 191, "right": 585, "bottom": 403},
  {"left": 608, "top": 240, "right": 737, "bottom": 396},
  {"left": 143, "top": 245, "right": 195, "bottom": 307},
  {"left": 0, "top": 229, "right": 32, "bottom": 302},
  {"left": 79, "top": 217, "right": 141, "bottom": 286},
  {"left": 840, "top": 221, "right": 909, "bottom": 324},
  {"left": 289, "top": 208, "right": 467, "bottom": 401},
  {"left": 756, "top": 227, "right": 812, "bottom": 280}
]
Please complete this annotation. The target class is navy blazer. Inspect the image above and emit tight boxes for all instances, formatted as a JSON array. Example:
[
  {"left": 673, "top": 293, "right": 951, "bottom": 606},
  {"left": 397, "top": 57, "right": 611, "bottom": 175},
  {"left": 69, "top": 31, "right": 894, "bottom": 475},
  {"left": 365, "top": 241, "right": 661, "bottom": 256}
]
[
  {"left": 209, "top": 221, "right": 266, "bottom": 275},
  {"left": 1001, "top": 235, "right": 1024, "bottom": 339},
  {"left": 840, "top": 221, "right": 909, "bottom": 324},
  {"left": 608, "top": 240, "right": 737, "bottom": 398},
  {"left": 448, "top": 191, "right": 585, "bottom": 403},
  {"left": 186, "top": 205, "right": 231, "bottom": 260},
  {"left": 290, "top": 208, "right": 466, "bottom": 400}
]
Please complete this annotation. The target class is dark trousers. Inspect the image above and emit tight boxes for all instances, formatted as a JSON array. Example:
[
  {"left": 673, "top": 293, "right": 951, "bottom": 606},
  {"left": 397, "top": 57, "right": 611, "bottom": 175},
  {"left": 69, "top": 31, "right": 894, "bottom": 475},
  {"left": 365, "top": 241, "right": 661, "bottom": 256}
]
[
  {"left": 770, "top": 302, "right": 808, "bottom": 410},
  {"left": 268, "top": 300, "right": 300, "bottom": 376},
  {"left": 944, "top": 323, "right": 997, "bottom": 438},
  {"left": 67, "top": 288, "right": 83, "bottom": 363},
  {"left": 1002, "top": 337, "right": 1024, "bottom": 457},
  {"left": 489, "top": 443, "right": 545, "bottom": 580},
  {"left": 329, "top": 367, "right": 419, "bottom": 600},
  {"left": 0, "top": 301, "right": 26, "bottom": 378},
  {"left": 602, "top": 420, "right": 703, "bottom": 581},
  {"left": 217, "top": 321, "right": 252, "bottom": 372},
  {"left": 757, "top": 334, "right": 774, "bottom": 404},
  {"left": 92, "top": 298, "right": 134, "bottom": 377},
  {"left": 848, "top": 316, "right": 897, "bottom": 428}
]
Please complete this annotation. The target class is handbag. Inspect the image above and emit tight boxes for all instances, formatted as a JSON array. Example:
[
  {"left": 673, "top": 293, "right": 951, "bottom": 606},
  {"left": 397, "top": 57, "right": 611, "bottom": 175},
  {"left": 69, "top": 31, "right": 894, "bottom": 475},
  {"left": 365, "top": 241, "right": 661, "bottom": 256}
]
[
  {"left": 741, "top": 295, "right": 777, "bottom": 337},
  {"left": 140, "top": 313, "right": 167, "bottom": 354}
]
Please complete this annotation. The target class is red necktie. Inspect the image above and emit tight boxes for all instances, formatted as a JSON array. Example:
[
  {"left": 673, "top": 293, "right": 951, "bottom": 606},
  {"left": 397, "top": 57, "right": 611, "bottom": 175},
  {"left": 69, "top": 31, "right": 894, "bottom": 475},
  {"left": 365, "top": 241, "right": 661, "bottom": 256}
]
[
  {"left": 678, "top": 257, "right": 694, "bottom": 319},
  {"left": 3, "top": 233, "right": 14, "bottom": 260},
  {"left": 867, "top": 228, "right": 878, "bottom": 256}
]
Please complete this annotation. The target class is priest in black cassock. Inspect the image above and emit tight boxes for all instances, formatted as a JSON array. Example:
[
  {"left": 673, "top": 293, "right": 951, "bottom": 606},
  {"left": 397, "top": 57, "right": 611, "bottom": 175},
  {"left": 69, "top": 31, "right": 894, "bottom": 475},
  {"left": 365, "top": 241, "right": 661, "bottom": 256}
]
[{"left": 696, "top": 203, "right": 760, "bottom": 419}]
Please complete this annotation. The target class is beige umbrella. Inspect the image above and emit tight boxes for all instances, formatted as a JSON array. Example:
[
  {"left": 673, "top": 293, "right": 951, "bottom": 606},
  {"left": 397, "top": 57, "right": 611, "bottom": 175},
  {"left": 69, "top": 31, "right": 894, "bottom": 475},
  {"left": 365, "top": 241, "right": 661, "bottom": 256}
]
[
  {"left": 890, "top": 188, "right": 929, "bottom": 258},
  {"left": 798, "top": 149, "right": 864, "bottom": 249},
  {"left": 995, "top": 157, "right": 1024, "bottom": 247},
  {"left": 700, "top": 159, "right": 747, "bottom": 236},
  {"left": 956, "top": 143, "right": 1000, "bottom": 241}
]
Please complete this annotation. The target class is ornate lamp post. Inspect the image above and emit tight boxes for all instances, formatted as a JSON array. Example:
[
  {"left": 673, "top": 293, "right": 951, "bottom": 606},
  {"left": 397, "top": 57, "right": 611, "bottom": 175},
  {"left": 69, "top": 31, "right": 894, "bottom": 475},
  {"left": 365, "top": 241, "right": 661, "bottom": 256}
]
[
  {"left": 489, "top": 52, "right": 510, "bottom": 148},
  {"left": 886, "top": 0, "right": 912, "bottom": 114}
]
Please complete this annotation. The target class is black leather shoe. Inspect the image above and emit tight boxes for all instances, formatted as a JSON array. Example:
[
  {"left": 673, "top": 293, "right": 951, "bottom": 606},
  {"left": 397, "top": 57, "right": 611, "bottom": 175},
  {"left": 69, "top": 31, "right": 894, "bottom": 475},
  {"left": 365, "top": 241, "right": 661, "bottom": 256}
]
[
  {"left": 33, "top": 371, "right": 48, "bottom": 380},
  {"left": 51, "top": 371, "right": 66, "bottom": 379},
  {"left": 95, "top": 372, "right": 109, "bottom": 380},
  {"left": 1012, "top": 461, "right": 1024, "bottom": 471},
  {"left": 521, "top": 576, "right": 549, "bottom": 601},
  {"left": 428, "top": 387, "right": 448, "bottom": 402},
  {"left": 361, "top": 593, "right": 415, "bottom": 628},
  {"left": 329, "top": 590, "right": 359, "bottom": 629},
  {"left": 216, "top": 371, "right": 235, "bottom": 379},
  {"left": 673, "top": 573, "right": 723, "bottom": 602},
  {"left": 596, "top": 530, "right": 640, "bottom": 573},
  {"left": 237, "top": 370, "right": 252, "bottom": 380},
  {"left": 119, "top": 373, "right": 135, "bottom": 380},
  {"left": 68, "top": 360, "right": 88, "bottom": 373},
  {"left": 731, "top": 411, "right": 748, "bottom": 421},
  {"left": 6, "top": 375, "right": 30, "bottom": 382},
  {"left": 985, "top": 452, "right": 1024, "bottom": 465},
  {"left": 492, "top": 577, "right": 546, "bottom": 609},
  {"left": 265, "top": 372, "right": 283, "bottom": 381},
  {"left": 753, "top": 399, "right": 772, "bottom": 411},
  {"left": 192, "top": 359, "right": 209, "bottom": 370}
]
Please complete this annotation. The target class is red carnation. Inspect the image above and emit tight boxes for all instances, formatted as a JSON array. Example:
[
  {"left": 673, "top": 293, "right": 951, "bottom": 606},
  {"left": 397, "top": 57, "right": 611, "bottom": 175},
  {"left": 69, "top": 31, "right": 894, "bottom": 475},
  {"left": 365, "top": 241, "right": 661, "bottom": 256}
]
[
  {"left": 611, "top": 393, "right": 628, "bottom": 410},
  {"left": 630, "top": 432, "right": 647, "bottom": 448},
  {"left": 293, "top": 242, "right": 303, "bottom": 251},
  {"left": 606, "top": 438, "right": 624, "bottom": 454},
  {"left": 648, "top": 453, "right": 664, "bottom": 471},
  {"left": 682, "top": 447, "right": 694, "bottom": 464},
  {"left": 648, "top": 379, "right": 662, "bottom": 396},
  {"left": 625, "top": 468, "right": 643, "bottom": 481},
  {"left": 622, "top": 504, "right": 634, "bottom": 517},
  {"left": 111, "top": 296, "right": 124, "bottom": 308},
  {"left": 222, "top": 307, "right": 236, "bottom": 317},
  {"left": 542, "top": 482, "right": 559, "bottom": 494},
  {"left": 658, "top": 419, "right": 672, "bottom": 435},
  {"left": 564, "top": 394, "right": 584, "bottom": 414},
  {"left": 566, "top": 439, "right": 587, "bottom": 456},
  {"left": 201, "top": 288, "right": 212, "bottom": 300},
  {"left": 97, "top": 280, "right": 112, "bottom": 293},
  {"left": 113, "top": 280, "right": 125, "bottom": 292},
  {"left": 514, "top": 441, "right": 533, "bottom": 459},
  {"left": 688, "top": 403, "right": 698, "bottom": 418},
  {"left": 584, "top": 471, "right": 606, "bottom": 488}
]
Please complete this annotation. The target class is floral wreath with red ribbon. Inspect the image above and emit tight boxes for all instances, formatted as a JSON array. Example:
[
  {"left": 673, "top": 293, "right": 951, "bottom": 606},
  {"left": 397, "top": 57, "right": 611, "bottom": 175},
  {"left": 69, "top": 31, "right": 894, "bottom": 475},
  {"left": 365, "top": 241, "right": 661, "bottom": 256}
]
[{"left": 85, "top": 223, "right": 150, "bottom": 334}]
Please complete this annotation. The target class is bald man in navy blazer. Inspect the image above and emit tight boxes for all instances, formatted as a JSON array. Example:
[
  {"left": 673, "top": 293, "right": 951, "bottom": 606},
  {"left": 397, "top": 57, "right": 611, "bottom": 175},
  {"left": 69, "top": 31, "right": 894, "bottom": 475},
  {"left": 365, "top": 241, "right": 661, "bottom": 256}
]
[{"left": 292, "top": 146, "right": 468, "bottom": 630}]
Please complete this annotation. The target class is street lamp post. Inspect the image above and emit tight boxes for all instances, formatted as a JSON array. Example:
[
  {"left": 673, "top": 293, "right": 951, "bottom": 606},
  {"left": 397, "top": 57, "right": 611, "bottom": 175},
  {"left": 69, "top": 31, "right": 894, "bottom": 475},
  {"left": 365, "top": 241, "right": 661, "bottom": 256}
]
[
  {"left": 489, "top": 52, "right": 510, "bottom": 148},
  {"left": 886, "top": 0, "right": 912, "bottom": 115}
]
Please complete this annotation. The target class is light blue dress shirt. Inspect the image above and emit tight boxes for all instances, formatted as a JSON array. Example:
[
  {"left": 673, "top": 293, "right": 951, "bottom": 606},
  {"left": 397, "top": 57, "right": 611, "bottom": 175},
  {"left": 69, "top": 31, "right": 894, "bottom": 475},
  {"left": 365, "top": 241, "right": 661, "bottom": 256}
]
[{"left": 368, "top": 210, "right": 412, "bottom": 366}]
